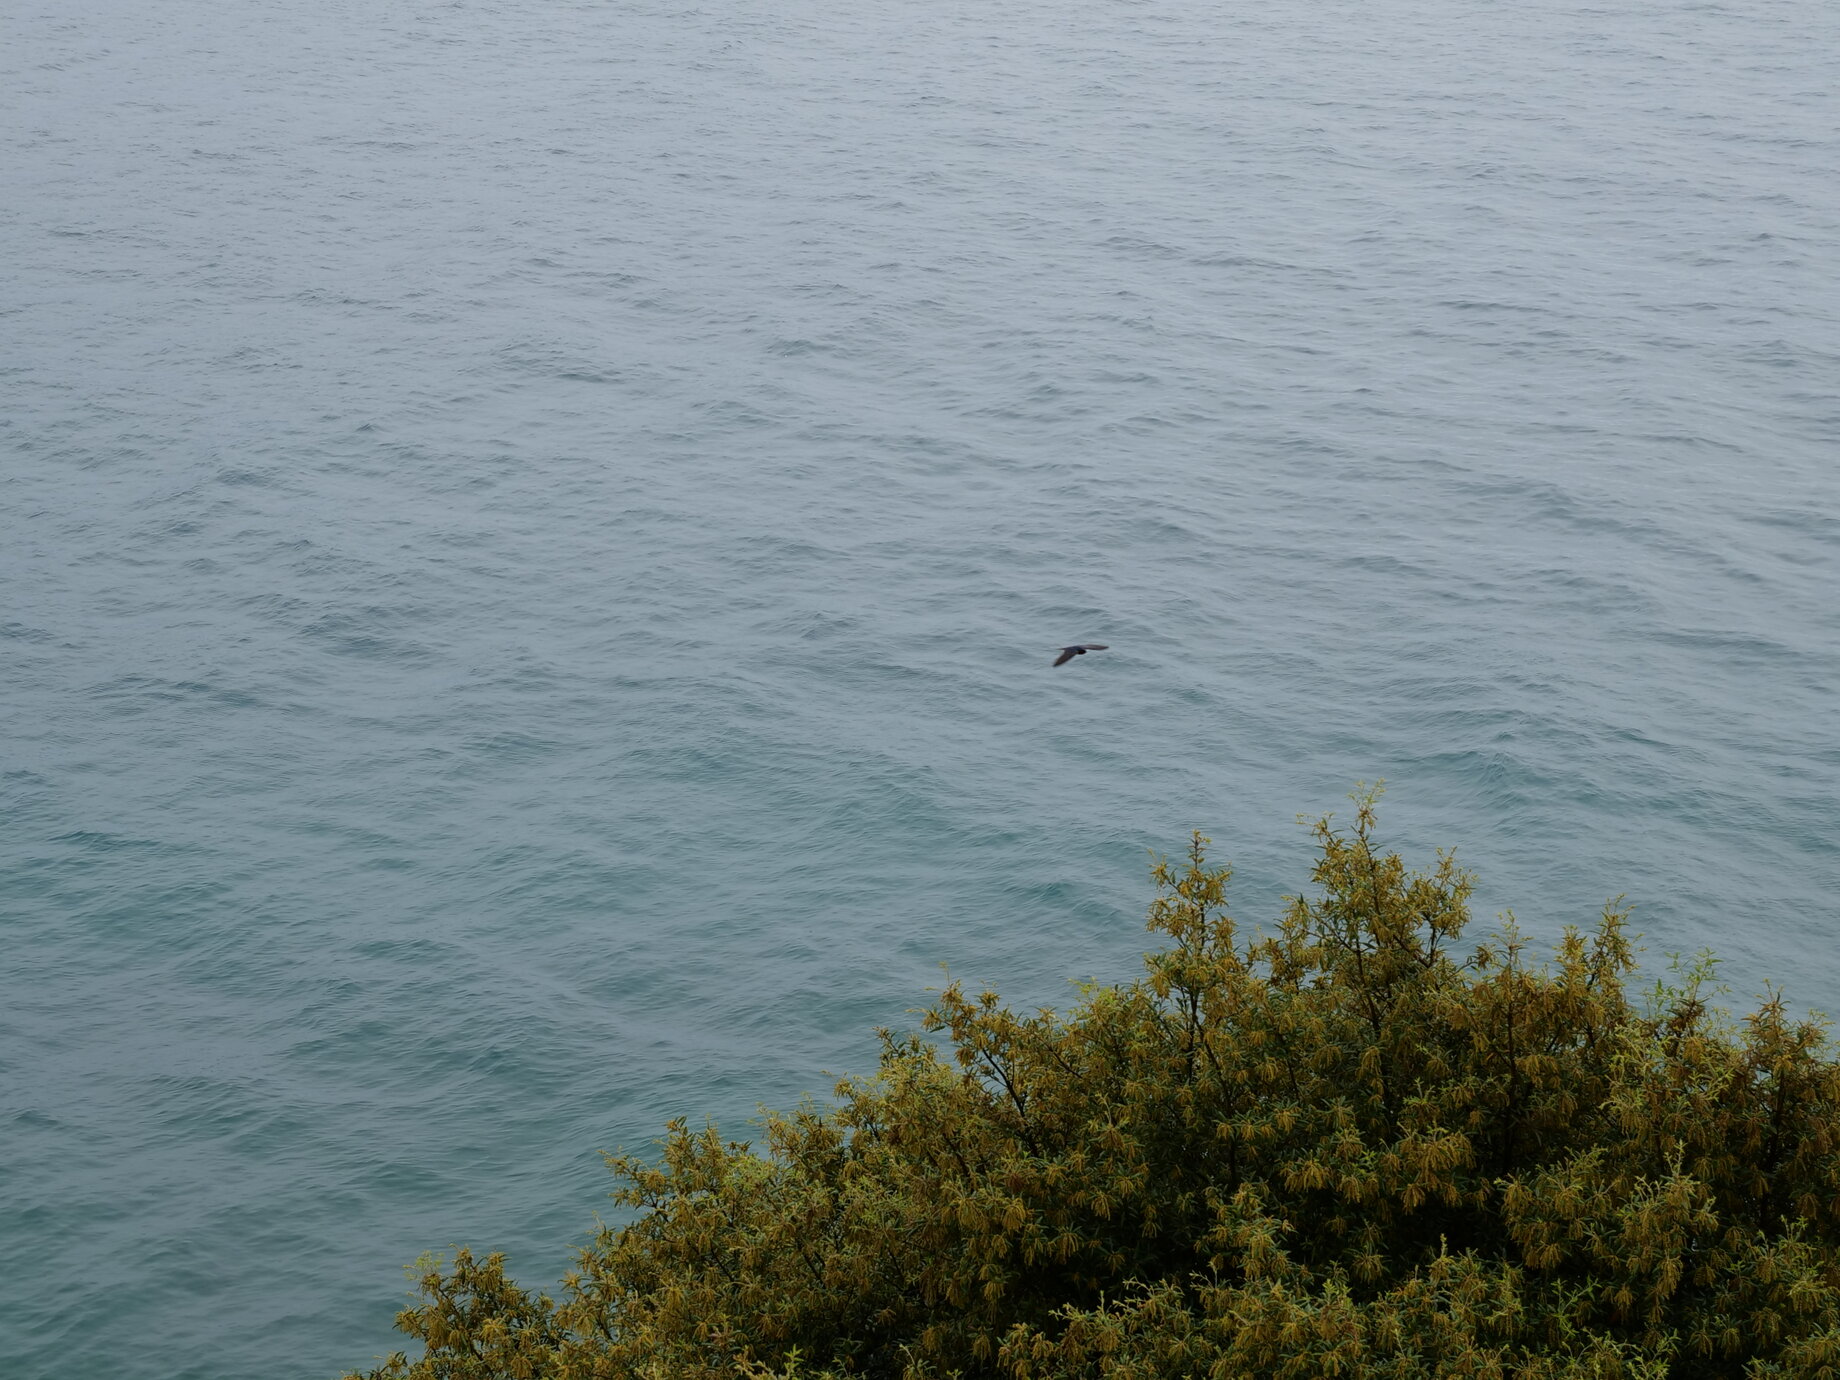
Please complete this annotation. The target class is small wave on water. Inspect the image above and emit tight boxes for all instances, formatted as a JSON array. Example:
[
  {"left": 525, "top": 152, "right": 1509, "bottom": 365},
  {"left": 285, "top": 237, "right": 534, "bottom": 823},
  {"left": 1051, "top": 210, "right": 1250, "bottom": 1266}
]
[{"left": 4, "top": 0, "right": 1839, "bottom": 1377}]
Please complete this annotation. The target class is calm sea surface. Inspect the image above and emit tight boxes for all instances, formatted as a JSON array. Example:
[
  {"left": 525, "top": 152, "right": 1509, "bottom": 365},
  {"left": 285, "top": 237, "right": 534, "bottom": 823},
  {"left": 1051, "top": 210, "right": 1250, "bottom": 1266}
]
[{"left": 4, "top": 0, "right": 1838, "bottom": 1374}]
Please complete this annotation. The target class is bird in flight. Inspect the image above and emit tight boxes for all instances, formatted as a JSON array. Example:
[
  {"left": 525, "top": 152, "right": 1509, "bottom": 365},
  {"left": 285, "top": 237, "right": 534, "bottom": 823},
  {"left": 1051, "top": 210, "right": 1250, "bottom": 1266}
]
[{"left": 1053, "top": 644, "right": 1109, "bottom": 667}]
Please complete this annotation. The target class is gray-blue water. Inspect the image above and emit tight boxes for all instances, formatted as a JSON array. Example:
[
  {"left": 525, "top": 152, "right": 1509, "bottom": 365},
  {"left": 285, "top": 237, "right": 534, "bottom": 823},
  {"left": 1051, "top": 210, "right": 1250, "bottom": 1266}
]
[{"left": 4, "top": 0, "right": 1838, "bottom": 1374}]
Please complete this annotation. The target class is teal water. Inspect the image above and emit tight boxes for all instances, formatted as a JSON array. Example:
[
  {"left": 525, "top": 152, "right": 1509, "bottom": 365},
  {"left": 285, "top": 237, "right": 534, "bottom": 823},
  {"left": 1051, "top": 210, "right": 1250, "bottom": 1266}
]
[{"left": 4, "top": 0, "right": 1838, "bottom": 1375}]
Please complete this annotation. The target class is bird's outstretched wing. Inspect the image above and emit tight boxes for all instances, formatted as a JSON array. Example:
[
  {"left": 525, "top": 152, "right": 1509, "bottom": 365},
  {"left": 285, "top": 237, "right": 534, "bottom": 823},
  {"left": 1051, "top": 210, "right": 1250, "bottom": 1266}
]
[
  {"left": 1052, "top": 647, "right": 1078, "bottom": 667},
  {"left": 1084, "top": 644, "right": 1108, "bottom": 651}
]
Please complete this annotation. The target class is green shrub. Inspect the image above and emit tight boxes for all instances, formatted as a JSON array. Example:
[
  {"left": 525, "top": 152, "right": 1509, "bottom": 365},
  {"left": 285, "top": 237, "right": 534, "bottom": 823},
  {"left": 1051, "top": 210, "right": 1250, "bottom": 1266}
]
[{"left": 346, "top": 795, "right": 1840, "bottom": 1379}]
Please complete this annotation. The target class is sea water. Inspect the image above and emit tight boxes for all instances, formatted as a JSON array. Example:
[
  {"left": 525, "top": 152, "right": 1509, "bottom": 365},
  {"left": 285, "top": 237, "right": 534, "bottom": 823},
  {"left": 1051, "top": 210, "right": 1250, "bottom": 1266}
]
[{"left": 3, "top": 0, "right": 1837, "bottom": 1375}]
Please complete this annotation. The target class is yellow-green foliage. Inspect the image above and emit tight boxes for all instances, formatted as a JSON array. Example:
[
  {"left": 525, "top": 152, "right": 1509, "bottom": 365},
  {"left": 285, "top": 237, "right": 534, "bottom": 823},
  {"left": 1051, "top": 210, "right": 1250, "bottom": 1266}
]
[{"left": 347, "top": 797, "right": 1840, "bottom": 1380}]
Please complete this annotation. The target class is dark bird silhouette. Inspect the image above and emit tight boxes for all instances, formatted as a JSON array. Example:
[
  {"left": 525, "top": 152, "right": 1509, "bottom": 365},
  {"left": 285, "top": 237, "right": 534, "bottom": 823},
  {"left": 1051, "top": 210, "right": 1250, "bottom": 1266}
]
[{"left": 1053, "top": 644, "right": 1109, "bottom": 667}]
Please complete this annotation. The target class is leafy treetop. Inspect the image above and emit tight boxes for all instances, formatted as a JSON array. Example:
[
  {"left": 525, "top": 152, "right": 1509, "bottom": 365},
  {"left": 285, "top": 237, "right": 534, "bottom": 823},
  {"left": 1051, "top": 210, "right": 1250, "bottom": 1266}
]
[{"left": 347, "top": 794, "right": 1840, "bottom": 1380}]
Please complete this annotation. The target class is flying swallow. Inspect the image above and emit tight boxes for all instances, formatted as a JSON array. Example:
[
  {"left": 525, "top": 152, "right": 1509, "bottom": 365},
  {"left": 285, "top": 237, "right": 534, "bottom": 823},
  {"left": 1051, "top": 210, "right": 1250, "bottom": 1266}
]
[{"left": 1052, "top": 644, "right": 1109, "bottom": 667}]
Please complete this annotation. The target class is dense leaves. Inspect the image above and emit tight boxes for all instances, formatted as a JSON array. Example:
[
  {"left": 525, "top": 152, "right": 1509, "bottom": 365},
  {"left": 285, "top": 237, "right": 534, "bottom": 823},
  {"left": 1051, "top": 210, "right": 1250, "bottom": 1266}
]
[{"left": 347, "top": 797, "right": 1840, "bottom": 1379}]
